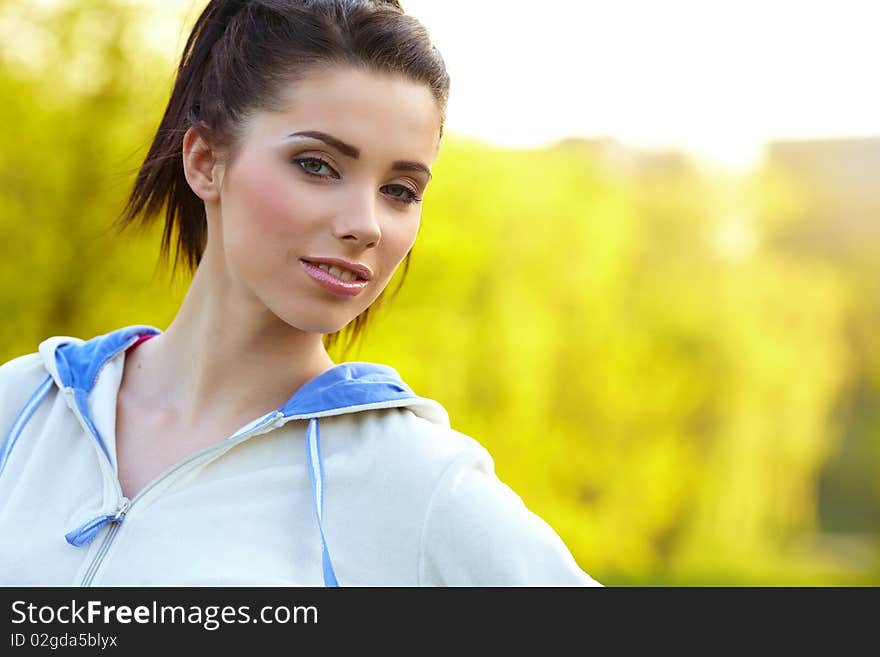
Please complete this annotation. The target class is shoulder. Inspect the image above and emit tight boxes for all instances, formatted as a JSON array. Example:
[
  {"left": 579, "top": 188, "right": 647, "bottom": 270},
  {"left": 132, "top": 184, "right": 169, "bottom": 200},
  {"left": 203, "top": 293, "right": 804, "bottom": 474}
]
[
  {"left": 0, "top": 350, "right": 54, "bottom": 446},
  {"left": 362, "top": 409, "right": 602, "bottom": 586},
  {"left": 0, "top": 351, "right": 52, "bottom": 407},
  {"left": 0, "top": 350, "right": 45, "bottom": 380},
  {"left": 326, "top": 404, "right": 494, "bottom": 482},
  {"left": 317, "top": 406, "right": 602, "bottom": 586}
]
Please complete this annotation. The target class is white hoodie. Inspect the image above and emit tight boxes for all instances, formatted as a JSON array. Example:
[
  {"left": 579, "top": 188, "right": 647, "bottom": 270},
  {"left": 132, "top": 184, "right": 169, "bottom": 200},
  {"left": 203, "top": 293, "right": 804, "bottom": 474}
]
[{"left": 0, "top": 325, "right": 601, "bottom": 586}]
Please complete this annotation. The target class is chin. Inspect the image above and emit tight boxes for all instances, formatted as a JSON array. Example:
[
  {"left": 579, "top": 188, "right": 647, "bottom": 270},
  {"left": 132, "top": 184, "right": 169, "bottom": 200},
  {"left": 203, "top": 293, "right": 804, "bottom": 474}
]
[
  {"left": 277, "top": 310, "right": 359, "bottom": 336},
  {"left": 283, "top": 319, "right": 346, "bottom": 335}
]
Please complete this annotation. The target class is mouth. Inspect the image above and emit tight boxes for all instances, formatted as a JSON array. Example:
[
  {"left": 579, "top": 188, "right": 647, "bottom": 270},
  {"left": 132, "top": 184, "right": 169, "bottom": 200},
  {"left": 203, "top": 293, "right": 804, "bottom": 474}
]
[
  {"left": 300, "top": 258, "right": 371, "bottom": 282},
  {"left": 299, "top": 259, "right": 370, "bottom": 298}
]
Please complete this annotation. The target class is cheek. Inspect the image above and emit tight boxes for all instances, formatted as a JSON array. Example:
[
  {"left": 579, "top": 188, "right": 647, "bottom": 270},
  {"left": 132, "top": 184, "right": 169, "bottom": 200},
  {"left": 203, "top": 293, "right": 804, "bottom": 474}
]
[
  {"left": 224, "top": 159, "right": 312, "bottom": 247},
  {"left": 399, "top": 216, "right": 420, "bottom": 255},
  {"left": 378, "top": 219, "right": 419, "bottom": 280}
]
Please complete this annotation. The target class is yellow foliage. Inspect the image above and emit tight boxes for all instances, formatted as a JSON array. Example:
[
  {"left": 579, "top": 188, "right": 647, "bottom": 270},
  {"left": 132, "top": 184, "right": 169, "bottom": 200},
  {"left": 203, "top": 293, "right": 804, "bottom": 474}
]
[{"left": 1, "top": 0, "right": 877, "bottom": 585}]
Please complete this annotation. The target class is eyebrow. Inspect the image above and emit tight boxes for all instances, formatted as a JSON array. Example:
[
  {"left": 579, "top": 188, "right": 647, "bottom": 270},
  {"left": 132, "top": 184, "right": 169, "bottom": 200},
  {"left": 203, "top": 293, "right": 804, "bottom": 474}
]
[{"left": 287, "top": 130, "right": 432, "bottom": 181}]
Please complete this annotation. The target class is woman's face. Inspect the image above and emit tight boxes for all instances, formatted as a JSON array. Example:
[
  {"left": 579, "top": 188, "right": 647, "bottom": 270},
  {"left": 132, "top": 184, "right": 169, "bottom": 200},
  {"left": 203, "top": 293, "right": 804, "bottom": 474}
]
[{"left": 209, "top": 65, "right": 441, "bottom": 335}]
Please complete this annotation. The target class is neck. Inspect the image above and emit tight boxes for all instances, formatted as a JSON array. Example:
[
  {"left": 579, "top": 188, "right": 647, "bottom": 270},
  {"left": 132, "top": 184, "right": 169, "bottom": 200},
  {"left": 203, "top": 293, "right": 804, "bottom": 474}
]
[{"left": 122, "top": 249, "right": 337, "bottom": 430}]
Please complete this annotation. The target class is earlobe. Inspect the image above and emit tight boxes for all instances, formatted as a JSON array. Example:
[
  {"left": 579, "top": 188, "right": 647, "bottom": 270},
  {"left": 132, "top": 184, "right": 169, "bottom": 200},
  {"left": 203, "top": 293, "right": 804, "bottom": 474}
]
[{"left": 182, "top": 126, "right": 221, "bottom": 202}]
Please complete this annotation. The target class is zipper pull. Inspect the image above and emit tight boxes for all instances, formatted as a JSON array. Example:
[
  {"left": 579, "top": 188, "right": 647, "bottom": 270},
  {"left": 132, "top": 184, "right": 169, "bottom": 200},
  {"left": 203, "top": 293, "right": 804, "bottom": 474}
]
[
  {"left": 112, "top": 497, "right": 130, "bottom": 521},
  {"left": 65, "top": 497, "right": 130, "bottom": 548}
]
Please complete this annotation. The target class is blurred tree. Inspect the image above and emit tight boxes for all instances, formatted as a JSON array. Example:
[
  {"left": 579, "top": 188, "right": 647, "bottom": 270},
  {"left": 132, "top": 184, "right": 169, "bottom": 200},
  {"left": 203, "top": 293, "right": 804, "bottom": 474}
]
[{"left": 0, "top": 0, "right": 186, "bottom": 362}]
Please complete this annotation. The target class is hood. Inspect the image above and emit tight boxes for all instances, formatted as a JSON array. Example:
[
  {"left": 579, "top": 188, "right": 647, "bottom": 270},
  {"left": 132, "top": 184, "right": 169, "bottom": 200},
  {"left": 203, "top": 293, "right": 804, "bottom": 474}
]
[{"left": 38, "top": 324, "right": 450, "bottom": 427}]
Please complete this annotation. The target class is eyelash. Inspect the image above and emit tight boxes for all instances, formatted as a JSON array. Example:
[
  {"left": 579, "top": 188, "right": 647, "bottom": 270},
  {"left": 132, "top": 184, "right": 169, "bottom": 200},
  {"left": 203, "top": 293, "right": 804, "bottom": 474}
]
[{"left": 292, "top": 156, "right": 423, "bottom": 205}]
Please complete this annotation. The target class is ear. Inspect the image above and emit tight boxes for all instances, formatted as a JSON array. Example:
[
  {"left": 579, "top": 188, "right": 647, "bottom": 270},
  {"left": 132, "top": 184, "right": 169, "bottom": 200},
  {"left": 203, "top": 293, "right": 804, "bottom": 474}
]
[{"left": 182, "top": 126, "right": 222, "bottom": 202}]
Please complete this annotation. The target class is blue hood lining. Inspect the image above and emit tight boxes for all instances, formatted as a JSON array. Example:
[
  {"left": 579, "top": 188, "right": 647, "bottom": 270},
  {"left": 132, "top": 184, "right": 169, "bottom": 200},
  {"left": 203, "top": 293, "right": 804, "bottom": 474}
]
[
  {"left": 54, "top": 325, "right": 161, "bottom": 395},
  {"left": 52, "top": 324, "right": 419, "bottom": 415}
]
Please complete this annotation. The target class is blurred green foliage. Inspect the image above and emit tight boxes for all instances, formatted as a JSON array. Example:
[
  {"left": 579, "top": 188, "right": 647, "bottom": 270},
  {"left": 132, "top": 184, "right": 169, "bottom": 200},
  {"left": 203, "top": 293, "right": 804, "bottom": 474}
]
[{"left": 1, "top": 0, "right": 878, "bottom": 584}]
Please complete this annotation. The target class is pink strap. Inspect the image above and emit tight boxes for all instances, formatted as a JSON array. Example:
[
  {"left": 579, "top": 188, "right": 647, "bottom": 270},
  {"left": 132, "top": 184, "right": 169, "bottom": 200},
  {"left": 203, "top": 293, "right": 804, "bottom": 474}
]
[{"left": 126, "top": 334, "right": 156, "bottom": 353}]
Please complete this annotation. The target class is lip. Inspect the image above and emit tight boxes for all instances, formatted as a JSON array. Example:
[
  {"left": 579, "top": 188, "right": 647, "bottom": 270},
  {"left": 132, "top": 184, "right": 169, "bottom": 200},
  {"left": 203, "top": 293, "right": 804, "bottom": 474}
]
[
  {"left": 300, "top": 259, "right": 369, "bottom": 298},
  {"left": 300, "top": 256, "right": 372, "bottom": 281}
]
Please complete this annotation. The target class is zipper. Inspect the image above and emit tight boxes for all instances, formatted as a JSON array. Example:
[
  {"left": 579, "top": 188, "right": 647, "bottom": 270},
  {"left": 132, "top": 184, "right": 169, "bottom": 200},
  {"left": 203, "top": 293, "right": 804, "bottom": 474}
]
[
  {"left": 77, "top": 410, "right": 287, "bottom": 586},
  {"left": 78, "top": 496, "right": 129, "bottom": 586}
]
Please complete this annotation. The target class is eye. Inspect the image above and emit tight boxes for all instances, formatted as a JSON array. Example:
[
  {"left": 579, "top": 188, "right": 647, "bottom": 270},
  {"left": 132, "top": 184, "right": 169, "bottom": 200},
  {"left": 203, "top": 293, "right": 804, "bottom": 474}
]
[
  {"left": 293, "top": 156, "right": 422, "bottom": 205},
  {"left": 382, "top": 184, "right": 422, "bottom": 205},
  {"left": 292, "top": 156, "right": 338, "bottom": 178}
]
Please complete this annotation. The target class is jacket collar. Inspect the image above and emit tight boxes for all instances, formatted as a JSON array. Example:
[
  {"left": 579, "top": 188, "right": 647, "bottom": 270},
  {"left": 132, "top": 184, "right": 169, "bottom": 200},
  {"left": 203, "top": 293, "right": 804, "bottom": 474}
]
[{"left": 38, "top": 324, "right": 449, "bottom": 425}]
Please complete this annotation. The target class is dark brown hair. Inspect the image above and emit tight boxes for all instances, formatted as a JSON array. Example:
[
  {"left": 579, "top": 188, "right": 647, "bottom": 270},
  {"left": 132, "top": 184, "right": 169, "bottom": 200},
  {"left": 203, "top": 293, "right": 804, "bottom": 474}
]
[{"left": 114, "top": 0, "right": 450, "bottom": 357}]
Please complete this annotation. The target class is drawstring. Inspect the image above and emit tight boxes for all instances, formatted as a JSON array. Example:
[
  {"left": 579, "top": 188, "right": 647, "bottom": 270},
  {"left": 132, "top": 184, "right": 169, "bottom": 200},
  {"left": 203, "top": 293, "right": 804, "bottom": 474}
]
[
  {"left": 306, "top": 417, "right": 339, "bottom": 587},
  {"left": 0, "top": 375, "right": 127, "bottom": 549},
  {"left": 0, "top": 375, "right": 54, "bottom": 477}
]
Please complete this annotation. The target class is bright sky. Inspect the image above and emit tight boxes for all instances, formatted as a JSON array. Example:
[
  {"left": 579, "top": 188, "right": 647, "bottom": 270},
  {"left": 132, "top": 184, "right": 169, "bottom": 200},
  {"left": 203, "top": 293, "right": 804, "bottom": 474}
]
[
  {"left": 402, "top": 0, "right": 880, "bottom": 171},
  {"left": 150, "top": 0, "right": 880, "bottom": 172}
]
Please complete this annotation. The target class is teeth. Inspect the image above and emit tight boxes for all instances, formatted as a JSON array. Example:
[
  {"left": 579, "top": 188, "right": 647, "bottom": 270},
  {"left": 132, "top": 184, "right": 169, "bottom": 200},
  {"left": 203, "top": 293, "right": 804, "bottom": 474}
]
[{"left": 316, "top": 262, "right": 359, "bottom": 282}]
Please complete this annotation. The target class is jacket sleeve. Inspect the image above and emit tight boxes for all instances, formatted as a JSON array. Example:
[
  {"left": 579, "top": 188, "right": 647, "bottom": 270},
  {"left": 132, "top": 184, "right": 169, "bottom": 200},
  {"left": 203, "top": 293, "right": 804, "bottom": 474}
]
[{"left": 417, "top": 446, "right": 603, "bottom": 586}]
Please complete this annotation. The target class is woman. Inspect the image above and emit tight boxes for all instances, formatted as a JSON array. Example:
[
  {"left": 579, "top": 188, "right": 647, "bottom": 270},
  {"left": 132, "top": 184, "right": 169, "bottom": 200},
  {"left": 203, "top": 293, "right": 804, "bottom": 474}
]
[{"left": 0, "top": 0, "right": 601, "bottom": 586}]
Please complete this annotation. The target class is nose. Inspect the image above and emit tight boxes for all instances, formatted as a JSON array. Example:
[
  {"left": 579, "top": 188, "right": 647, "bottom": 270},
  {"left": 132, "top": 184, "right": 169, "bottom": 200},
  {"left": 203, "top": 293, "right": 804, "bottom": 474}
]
[{"left": 333, "top": 188, "right": 382, "bottom": 249}]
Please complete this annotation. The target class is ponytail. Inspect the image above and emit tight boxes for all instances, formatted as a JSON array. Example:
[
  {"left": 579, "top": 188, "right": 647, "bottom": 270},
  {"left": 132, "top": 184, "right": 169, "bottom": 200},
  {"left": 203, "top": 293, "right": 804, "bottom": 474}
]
[{"left": 113, "top": 0, "right": 249, "bottom": 278}]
